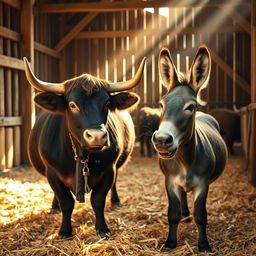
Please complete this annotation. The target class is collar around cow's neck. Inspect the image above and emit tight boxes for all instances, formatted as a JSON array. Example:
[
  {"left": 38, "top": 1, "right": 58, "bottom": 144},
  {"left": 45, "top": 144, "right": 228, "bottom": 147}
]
[{"left": 69, "top": 133, "right": 91, "bottom": 202}]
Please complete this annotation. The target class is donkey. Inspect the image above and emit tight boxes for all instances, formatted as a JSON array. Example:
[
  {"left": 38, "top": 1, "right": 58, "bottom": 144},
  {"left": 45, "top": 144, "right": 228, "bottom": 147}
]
[{"left": 152, "top": 45, "right": 227, "bottom": 252}]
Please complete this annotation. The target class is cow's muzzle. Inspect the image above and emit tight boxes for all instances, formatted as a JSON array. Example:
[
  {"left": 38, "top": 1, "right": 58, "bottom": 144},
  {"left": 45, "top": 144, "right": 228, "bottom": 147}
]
[{"left": 83, "top": 129, "right": 109, "bottom": 151}]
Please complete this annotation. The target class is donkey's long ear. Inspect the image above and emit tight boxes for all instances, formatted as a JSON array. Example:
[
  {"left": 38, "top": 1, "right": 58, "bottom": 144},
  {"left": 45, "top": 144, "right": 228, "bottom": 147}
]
[
  {"left": 158, "top": 48, "right": 178, "bottom": 91},
  {"left": 189, "top": 45, "right": 211, "bottom": 93}
]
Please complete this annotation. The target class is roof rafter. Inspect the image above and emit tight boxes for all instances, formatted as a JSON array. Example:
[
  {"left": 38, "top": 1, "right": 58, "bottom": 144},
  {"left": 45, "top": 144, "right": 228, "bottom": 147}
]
[{"left": 37, "top": 0, "right": 250, "bottom": 14}]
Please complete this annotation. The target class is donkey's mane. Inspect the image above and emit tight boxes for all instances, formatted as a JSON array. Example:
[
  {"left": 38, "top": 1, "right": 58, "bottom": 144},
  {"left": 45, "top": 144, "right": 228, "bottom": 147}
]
[{"left": 64, "top": 73, "right": 109, "bottom": 95}]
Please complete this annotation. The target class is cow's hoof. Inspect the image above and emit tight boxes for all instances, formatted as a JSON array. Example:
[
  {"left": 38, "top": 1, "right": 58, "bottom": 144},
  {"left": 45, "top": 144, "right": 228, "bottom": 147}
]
[
  {"left": 111, "top": 201, "right": 123, "bottom": 208},
  {"left": 58, "top": 233, "right": 72, "bottom": 240},
  {"left": 98, "top": 229, "right": 111, "bottom": 239},
  {"left": 49, "top": 208, "right": 61, "bottom": 214},
  {"left": 160, "top": 241, "right": 177, "bottom": 252},
  {"left": 198, "top": 243, "right": 212, "bottom": 252}
]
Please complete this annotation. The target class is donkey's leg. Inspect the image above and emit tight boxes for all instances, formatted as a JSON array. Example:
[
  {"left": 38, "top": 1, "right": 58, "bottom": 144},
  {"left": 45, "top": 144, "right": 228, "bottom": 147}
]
[
  {"left": 91, "top": 166, "right": 114, "bottom": 238},
  {"left": 146, "top": 136, "right": 153, "bottom": 157},
  {"left": 46, "top": 169, "right": 74, "bottom": 238},
  {"left": 161, "top": 183, "right": 181, "bottom": 252},
  {"left": 180, "top": 191, "right": 192, "bottom": 223},
  {"left": 193, "top": 185, "right": 212, "bottom": 252}
]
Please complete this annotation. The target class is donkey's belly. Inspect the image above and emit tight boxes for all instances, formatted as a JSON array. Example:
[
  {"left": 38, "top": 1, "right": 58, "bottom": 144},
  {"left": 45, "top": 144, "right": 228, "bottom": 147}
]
[{"left": 173, "top": 174, "right": 200, "bottom": 192}]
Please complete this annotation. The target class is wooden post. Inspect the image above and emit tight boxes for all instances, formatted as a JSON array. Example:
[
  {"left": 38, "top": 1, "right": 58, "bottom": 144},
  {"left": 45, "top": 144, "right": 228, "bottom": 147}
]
[
  {"left": 5, "top": 6, "right": 14, "bottom": 169},
  {"left": 20, "top": 0, "right": 35, "bottom": 163},
  {"left": 0, "top": 3, "right": 6, "bottom": 170},
  {"left": 249, "top": 0, "right": 256, "bottom": 186}
]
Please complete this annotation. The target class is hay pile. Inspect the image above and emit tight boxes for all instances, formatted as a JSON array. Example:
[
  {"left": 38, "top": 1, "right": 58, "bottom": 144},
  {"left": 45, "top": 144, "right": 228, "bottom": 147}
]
[{"left": 0, "top": 146, "right": 255, "bottom": 255}]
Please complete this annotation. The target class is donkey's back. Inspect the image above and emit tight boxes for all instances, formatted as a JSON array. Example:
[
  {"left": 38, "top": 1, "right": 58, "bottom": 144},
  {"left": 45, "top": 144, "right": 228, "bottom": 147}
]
[{"left": 195, "top": 111, "right": 227, "bottom": 182}]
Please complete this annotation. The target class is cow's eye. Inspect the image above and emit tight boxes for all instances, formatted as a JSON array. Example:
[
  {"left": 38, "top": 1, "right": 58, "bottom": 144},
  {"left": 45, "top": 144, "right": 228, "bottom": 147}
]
[{"left": 69, "top": 101, "right": 80, "bottom": 112}]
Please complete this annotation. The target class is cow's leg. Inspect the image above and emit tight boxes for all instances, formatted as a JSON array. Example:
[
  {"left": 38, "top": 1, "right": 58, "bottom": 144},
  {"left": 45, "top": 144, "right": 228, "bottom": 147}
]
[
  {"left": 46, "top": 169, "right": 74, "bottom": 239},
  {"left": 49, "top": 194, "right": 60, "bottom": 214},
  {"left": 193, "top": 185, "right": 212, "bottom": 252},
  {"left": 140, "top": 136, "right": 145, "bottom": 156},
  {"left": 161, "top": 182, "right": 181, "bottom": 252},
  {"left": 146, "top": 136, "right": 152, "bottom": 157},
  {"left": 91, "top": 167, "right": 114, "bottom": 238},
  {"left": 110, "top": 170, "right": 122, "bottom": 208},
  {"left": 180, "top": 191, "right": 192, "bottom": 222}
]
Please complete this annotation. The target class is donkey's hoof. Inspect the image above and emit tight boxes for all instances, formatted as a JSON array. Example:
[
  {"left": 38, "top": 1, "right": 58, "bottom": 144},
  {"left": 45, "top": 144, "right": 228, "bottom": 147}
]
[
  {"left": 198, "top": 243, "right": 212, "bottom": 252},
  {"left": 160, "top": 246, "right": 172, "bottom": 253},
  {"left": 98, "top": 229, "right": 111, "bottom": 239}
]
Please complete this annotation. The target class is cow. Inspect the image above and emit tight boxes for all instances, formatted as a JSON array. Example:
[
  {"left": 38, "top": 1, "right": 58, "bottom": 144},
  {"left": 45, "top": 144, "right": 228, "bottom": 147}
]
[
  {"left": 23, "top": 57, "right": 146, "bottom": 239},
  {"left": 209, "top": 108, "right": 241, "bottom": 155},
  {"left": 151, "top": 45, "right": 227, "bottom": 252},
  {"left": 136, "top": 107, "right": 160, "bottom": 157}
]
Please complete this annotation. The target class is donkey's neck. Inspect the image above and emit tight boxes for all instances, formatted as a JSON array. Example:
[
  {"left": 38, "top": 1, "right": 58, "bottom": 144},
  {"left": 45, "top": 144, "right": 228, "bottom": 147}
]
[{"left": 175, "top": 129, "right": 196, "bottom": 168}]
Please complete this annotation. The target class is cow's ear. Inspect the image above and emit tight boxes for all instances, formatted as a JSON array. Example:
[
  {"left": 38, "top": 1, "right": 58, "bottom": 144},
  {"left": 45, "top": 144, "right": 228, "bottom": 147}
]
[
  {"left": 109, "top": 92, "right": 140, "bottom": 110},
  {"left": 34, "top": 92, "right": 67, "bottom": 114}
]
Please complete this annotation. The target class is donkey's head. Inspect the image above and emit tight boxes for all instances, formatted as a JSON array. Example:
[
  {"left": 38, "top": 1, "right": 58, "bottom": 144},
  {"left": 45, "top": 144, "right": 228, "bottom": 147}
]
[{"left": 152, "top": 45, "right": 211, "bottom": 159}]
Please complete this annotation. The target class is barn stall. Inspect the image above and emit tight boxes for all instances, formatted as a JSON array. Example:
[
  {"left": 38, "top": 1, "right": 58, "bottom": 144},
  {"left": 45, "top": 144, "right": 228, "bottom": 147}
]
[{"left": 0, "top": 0, "right": 256, "bottom": 255}]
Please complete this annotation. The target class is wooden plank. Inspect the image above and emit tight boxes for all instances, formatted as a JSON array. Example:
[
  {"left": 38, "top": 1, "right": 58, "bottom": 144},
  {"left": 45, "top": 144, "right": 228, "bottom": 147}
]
[
  {"left": 13, "top": 11, "right": 21, "bottom": 166},
  {"left": 0, "top": 25, "right": 20, "bottom": 41},
  {"left": 0, "top": 55, "right": 24, "bottom": 70},
  {"left": 249, "top": 0, "right": 256, "bottom": 186},
  {"left": 1, "top": 0, "right": 20, "bottom": 9},
  {"left": 0, "top": 2, "right": 5, "bottom": 170},
  {"left": 54, "top": 12, "right": 99, "bottom": 52},
  {"left": 20, "top": 0, "right": 35, "bottom": 164},
  {"left": 54, "top": 0, "right": 109, "bottom": 53},
  {"left": 209, "top": 47, "right": 250, "bottom": 94},
  {"left": 4, "top": 5, "right": 14, "bottom": 169},
  {"left": 0, "top": 116, "right": 23, "bottom": 126},
  {"left": 34, "top": 42, "right": 61, "bottom": 59},
  {"left": 76, "top": 25, "right": 244, "bottom": 39},
  {"left": 220, "top": 6, "right": 250, "bottom": 34},
  {"left": 37, "top": 0, "right": 250, "bottom": 13}
]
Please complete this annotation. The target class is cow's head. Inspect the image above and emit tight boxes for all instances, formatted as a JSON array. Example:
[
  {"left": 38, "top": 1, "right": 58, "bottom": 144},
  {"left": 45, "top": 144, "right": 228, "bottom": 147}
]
[{"left": 23, "top": 58, "right": 146, "bottom": 152}]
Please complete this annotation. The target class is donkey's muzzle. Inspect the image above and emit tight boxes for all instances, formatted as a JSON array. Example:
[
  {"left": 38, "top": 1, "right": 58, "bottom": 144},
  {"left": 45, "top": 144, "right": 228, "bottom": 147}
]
[
  {"left": 83, "top": 129, "right": 109, "bottom": 150},
  {"left": 152, "top": 130, "right": 173, "bottom": 151}
]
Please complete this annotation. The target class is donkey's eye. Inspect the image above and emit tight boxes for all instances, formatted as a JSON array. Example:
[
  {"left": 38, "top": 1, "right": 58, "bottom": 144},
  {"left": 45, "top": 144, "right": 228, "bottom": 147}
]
[
  {"left": 69, "top": 101, "right": 80, "bottom": 112},
  {"left": 185, "top": 104, "right": 195, "bottom": 112}
]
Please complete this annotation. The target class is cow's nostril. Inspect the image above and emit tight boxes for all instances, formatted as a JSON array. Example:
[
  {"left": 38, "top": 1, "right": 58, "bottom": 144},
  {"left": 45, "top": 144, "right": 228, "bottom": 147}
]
[
  {"left": 152, "top": 131, "right": 173, "bottom": 146},
  {"left": 85, "top": 130, "right": 93, "bottom": 139}
]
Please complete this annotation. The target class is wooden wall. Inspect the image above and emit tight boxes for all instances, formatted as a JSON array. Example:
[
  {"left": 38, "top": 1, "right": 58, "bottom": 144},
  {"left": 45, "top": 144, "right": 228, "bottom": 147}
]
[{"left": 63, "top": 5, "right": 251, "bottom": 112}]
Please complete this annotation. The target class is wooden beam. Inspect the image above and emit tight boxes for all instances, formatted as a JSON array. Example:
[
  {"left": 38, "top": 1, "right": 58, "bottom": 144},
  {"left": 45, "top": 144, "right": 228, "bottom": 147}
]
[
  {"left": 34, "top": 42, "right": 61, "bottom": 59},
  {"left": 37, "top": 0, "right": 250, "bottom": 14},
  {"left": 1, "top": 0, "right": 20, "bottom": 9},
  {"left": 209, "top": 48, "right": 250, "bottom": 95},
  {"left": 54, "top": 0, "right": 109, "bottom": 52},
  {"left": 0, "top": 25, "right": 20, "bottom": 41},
  {"left": 76, "top": 26, "right": 244, "bottom": 39},
  {"left": 20, "top": 0, "right": 35, "bottom": 164},
  {"left": 249, "top": 0, "right": 256, "bottom": 186},
  {"left": 54, "top": 12, "right": 99, "bottom": 52},
  {"left": 0, "top": 55, "right": 24, "bottom": 70},
  {"left": 220, "top": 6, "right": 250, "bottom": 34},
  {"left": 0, "top": 116, "right": 22, "bottom": 127}
]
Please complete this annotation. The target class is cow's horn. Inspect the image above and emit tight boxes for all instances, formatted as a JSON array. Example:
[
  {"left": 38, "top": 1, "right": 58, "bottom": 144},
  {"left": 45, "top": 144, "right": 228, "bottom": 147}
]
[
  {"left": 23, "top": 57, "right": 65, "bottom": 94},
  {"left": 107, "top": 57, "right": 146, "bottom": 92}
]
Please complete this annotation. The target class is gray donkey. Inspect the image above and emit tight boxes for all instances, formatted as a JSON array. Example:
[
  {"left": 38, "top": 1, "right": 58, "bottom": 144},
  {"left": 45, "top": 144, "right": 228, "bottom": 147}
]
[{"left": 152, "top": 45, "right": 227, "bottom": 252}]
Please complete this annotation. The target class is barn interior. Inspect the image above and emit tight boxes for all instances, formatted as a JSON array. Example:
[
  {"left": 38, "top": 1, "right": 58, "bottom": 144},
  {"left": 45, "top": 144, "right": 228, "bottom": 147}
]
[{"left": 0, "top": 0, "right": 256, "bottom": 255}]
